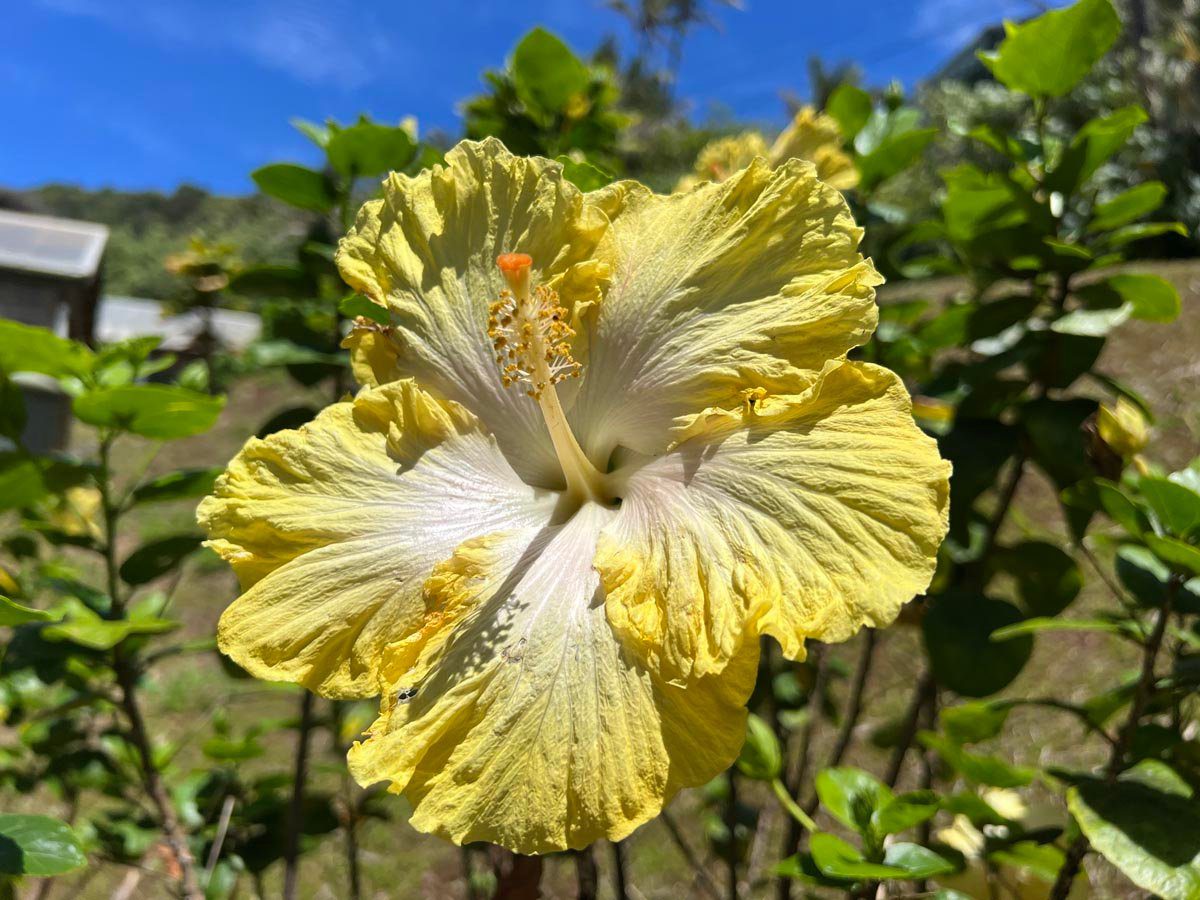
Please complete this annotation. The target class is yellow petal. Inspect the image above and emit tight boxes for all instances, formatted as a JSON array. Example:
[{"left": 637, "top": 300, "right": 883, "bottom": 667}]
[
  {"left": 348, "top": 505, "right": 759, "bottom": 853},
  {"left": 1097, "top": 396, "right": 1149, "bottom": 457},
  {"left": 197, "top": 379, "right": 555, "bottom": 698},
  {"left": 336, "top": 138, "right": 611, "bottom": 488},
  {"left": 769, "top": 106, "right": 860, "bottom": 191},
  {"left": 573, "top": 159, "right": 881, "bottom": 461},
  {"left": 595, "top": 360, "right": 949, "bottom": 681}
]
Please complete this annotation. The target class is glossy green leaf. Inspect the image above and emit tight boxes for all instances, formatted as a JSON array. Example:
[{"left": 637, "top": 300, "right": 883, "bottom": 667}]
[
  {"left": 119, "top": 534, "right": 205, "bottom": 585},
  {"left": 74, "top": 385, "right": 224, "bottom": 439},
  {"left": 0, "top": 595, "right": 56, "bottom": 626},
  {"left": 1021, "top": 397, "right": 1096, "bottom": 489},
  {"left": 251, "top": 163, "right": 335, "bottom": 213},
  {"left": 338, "top": 294, "right": 390, "bottom": 326},
  {"left": 1104, "top": 274, "right": 1182, "bottom": 323},
  {"left": 0, "top": 453, "right": 47, "bottom": 510},
  {"left": 990, "top": 841, "right": 1066, "bottom": 882},
  {"left": 736, "top": 713, "right": 782, "bottom": 781},
  {"left": 1139, "top": 477, "right": 1200, "bottom": 538},
  {"left": 816, "top": 767, "right": 891, "bottom": 834},
  {"left": 1068, "top": 778, "right": 1200, "bottom": 899},
  {"left": 810, "top": 833, "right": 905, "bottom": 880},
  {"left": 1115, "top": 544, "right": 1200, "bottom": 613},
  {"left": 129, "top": 467, "right": 223, "bottom": 506},
  {"left": 979, "top": 0, "right": 1120, "bottom": 97},
  {"left": 1097, "top": 480, "right": 1150, "bottom": 535},
  {"left": 1103, "top": 222, "right": 1188, "bottom": 248},
  {"left": 872, "top": 792, "right": 940, "bottom": 836},
  {"left": 825, "top": 83, "right": 872, "bottom": 140},
  {"left": 0, "top": 814, "right": 86, "bottom": 876},
  {"left": 942, "top": 701, "right": 1012, "bottom": 745},
  {"left": 1048, "top": 106, "right": 1147, "bottom": 195},
  {"left": 511, "top": 27, "right": 590, "bottom": 116},
  {"left": 326, "top": 118, "right": 416, "bottom": 178},
  {"left": 881, "top": 842, "right": 956, "bottom": 879},
  {"left": 1090, "top": 182, "right": 1168, "bottom": 231},
  {"left": 0, "top": 320, "right": 94, "bottom": 379},
  {"left": 920, "top": 732, "right": 1038, "bottom": 788},
  {"left": 1145, "top": 535, "right": 1200, "bottom": 577},
  {"left": 991, "top": 616, "right": 1130, "bottom": 641},
  {"left": 992, "top": 541, "right": 1082, "bottom": 616},
  {"left": 42, "top": 601, "right": 177, "bottom": 651},
  {"left": 923, "top": 593, "right": 1032, "bottom": 697}
]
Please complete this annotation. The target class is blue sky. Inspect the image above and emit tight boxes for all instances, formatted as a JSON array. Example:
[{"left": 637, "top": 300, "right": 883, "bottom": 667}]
[{"left": 3, "top": 0, "right": 1046, "bottom": 195}]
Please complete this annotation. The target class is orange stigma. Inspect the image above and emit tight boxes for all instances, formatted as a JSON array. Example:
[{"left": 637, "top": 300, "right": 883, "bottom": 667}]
[{"left": 496, "top": 252, "right": 533, "bottom": 273}]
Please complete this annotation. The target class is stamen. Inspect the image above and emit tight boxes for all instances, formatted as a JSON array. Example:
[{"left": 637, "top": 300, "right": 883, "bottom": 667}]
[{"left": 490, "top": 253, "right": 605, "bottom": 504}]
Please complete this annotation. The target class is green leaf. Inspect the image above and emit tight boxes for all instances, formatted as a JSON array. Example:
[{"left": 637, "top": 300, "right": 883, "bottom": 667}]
[
  {"left": 1103, "top": 221, "right": 1188, "bottom": 248},
  {"left": 326, "top": 118, "right": 416, "bottom": 179},
  {"left": 1116, "top": 544, "right": 1200, "bottom": 613},
  {"left": 1097, "top": 480, "right": 1151, "bottom": 536},
  {"left": 991, "top": 541, "right": 1082, "bottom": 616},
  {"left": 923, "top": 593, "right": 1032, "bottom": 697},
  {"left": 856, "top": 121, "right": 937, "bottom": 192},
  {"left": 42, "top": 600, "right": 177, "bottom": 651},
  {"left": 872, "top": 792, "right": 941, "bottom": 836},
  {"left": 73, "top": 385, "right": 224, "bottom": 439},
  {"left": 1145, "top": 535, "right": 1200, "bottom": 577},
  {"left": 1104, "top": 274, "right": 1182, "bottom": 324},
  {"left": 920, "top": 732, "right": 1037, "bottom": 788},
  {"left": 1021, "top": 397, "right": 1096, "bottom": 489},
  {"left": 881, "top": 842, "right": 956, "bottom": 879},
  {"left": 0, "top": 375, "right": 27, "bottom": 440},
  {"left": 555, "top": 156, "right": 613, "bottom": 191},
  {"left": 0, "top": 320, "right": 94, "bottom": 379},
  {"left": 511, "top": 27, "right": 590, "bottom": 117},
  {"left": 810, "top": 832, "right": 906, "bottom": 880},
  {"left": 251, "top": 163, "right": 335, "bottom": 213},
  {"left": 338, "top": 294, "right": 389, "bottom": 326},
  {"left": 991, "top": 616, "right": 1130, "bottom": 641},
  {"left": 0, "top": 814, "right": 86, "bottom": 876},
  {"left": 1139, "top": 477, "right": 1200, "bottom": 538},
  {"left": 736, "top": 713, "right": 782, "bottom": 781},
  {"left": 815, "top": 767, "right": 891, "bottom": 834},
  {"left": 291, "top": 117, "right": 331, "bottom": 148},
  {"left": 979, "top": 0, "right": 1121, "bottom": 98},
  {"left": 942, "top": 701, "right": 1012, "bottom": 744},
  {"left": 0, "top": 453, "right": 47, "bottom": 510},
  {"left": 129, "top": 467, "right": 223, "bottom": 506},
  {"left": 1090, "top": 182, "right": 1168, "bottom": 231},
  {"left": 0, "top": 595, "right": 56, "bottom": 626},
  {"left": 202, "top": 735, "right": 265, "bottom": 762},
  {"left": 1068, "top": 778, "right": 1200, "bottom": 899},
  {"left": 1052, "top": 305, "right": 1129, "bottom": 336},
  {"left": 825, "top": 84, "right": 873, "bottom": 141},
  {"left": 990, "top": 841, "right": 1066, "bottom": 881},
  {"left": 1048, "top": 106, "right": 1147, "bottom": 195},
  {"left": 119, "top": 534, "right": 205, "bottom": 585}
]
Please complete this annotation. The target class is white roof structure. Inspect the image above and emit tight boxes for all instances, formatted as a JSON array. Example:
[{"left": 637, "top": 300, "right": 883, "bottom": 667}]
[
  {"left": 0, "top": 209, "right": 109, "bottom": 280},
  {"left": 97, "top": 295, "right": 262, "bottom": 351}
]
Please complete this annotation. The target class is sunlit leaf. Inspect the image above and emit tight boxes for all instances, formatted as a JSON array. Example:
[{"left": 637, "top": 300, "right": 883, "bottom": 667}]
[{"left": 73, "top": 385, "right": 224, "bottom": 440}]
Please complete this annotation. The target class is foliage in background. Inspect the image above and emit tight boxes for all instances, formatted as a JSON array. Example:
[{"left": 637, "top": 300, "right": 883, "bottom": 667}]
[{"left": 1, "top": 0, "right": 1200, "bottom": 898}]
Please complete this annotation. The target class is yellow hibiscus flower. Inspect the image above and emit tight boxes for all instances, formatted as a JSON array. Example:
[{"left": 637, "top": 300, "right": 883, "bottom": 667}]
[
  {"left": 198, "top": 138, "right": 949, "bottom": 853},
  {"left": 677, "top": 106, "right": 859, "bottom": 193}
]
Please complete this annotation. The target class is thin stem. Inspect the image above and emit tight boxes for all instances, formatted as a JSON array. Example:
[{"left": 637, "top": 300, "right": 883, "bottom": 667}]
[
  {"left": 98, "top": 436, "right": 202, "bottom": 900},
  {"left": 724, "top": 769, "right": 739, "bottom": 900},
  {"left": 282, "top": 690, "right": 316, "bottom": 900},
  {"left": 661, "top": 808, "right": 722, "bottom": 900},
  {"left": 1049, "top": 577, "right": 1179, "bottom": 899},
  {"left": 771, "top": 779, "right": 817, "bottom": 833},
  {"left": 884, "top": 670, "right": 936, "bottom": 788},
  {"left": 777, "top": 645, "right": 828, "bottom": 900},
  {"left": 610, "top": 841, "right": 630, "bottom": 900},
  {"left": 807, "top": 630, "right": 878, "bottom": 813},
  {"left": 204, "top": 795, "right": 236, "bottom": 881},
  {"left": 573, "top": 848, "right": 599, "bottom": 900}
]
